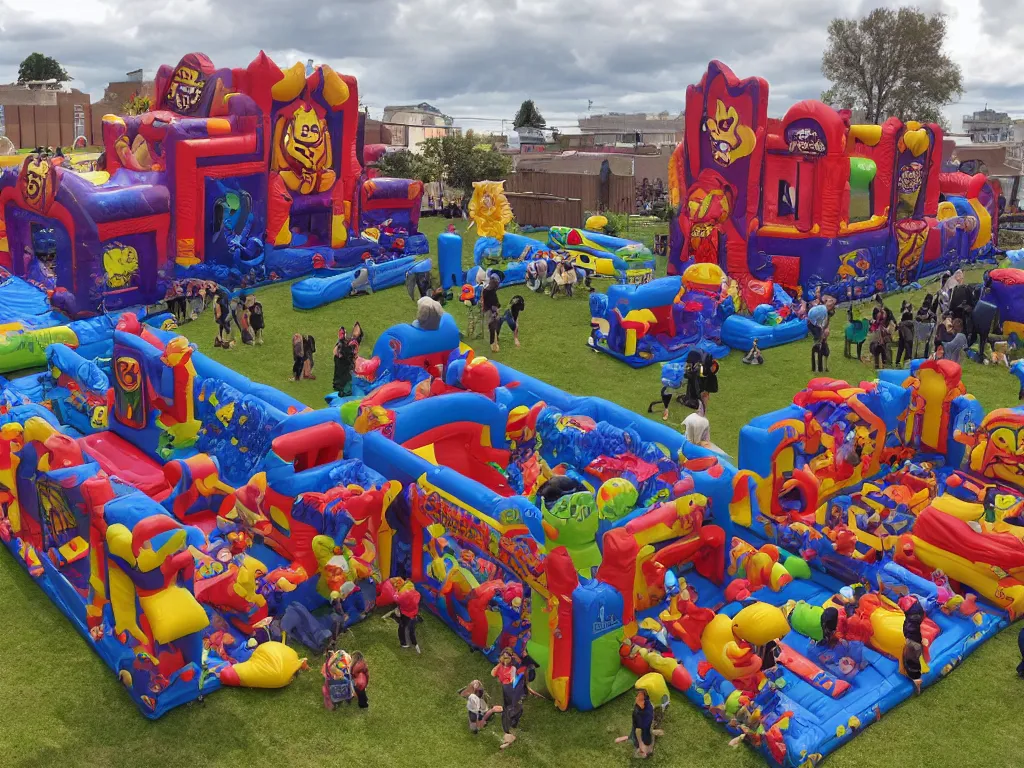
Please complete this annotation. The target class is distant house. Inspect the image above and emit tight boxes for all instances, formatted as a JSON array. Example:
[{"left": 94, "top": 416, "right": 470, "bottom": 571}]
[
  {"left": 381, "top": 102, "right": 457, "bottom": 154},
  {"left": 576, "top": 112, "right": 684, "bottom": 147},
  {"left": 961, "top": 108, "right": 1023, "bottom": 144}
]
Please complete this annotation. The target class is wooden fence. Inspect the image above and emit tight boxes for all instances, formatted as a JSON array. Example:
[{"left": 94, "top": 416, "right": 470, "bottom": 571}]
[
  {"left": 505, "top": 192, "right": 584, "bottom": 229},
  {"left": 505, "top": 170, "right": 636, "bottom": 222}
]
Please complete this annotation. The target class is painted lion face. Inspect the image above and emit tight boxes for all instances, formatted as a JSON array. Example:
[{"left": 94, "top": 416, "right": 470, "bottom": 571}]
[
  {"left": 284, "top": 106, "right": 329, "bottom": 171},
  {"left": 706, "top": 99, "right": 756, "bottom": 168}
]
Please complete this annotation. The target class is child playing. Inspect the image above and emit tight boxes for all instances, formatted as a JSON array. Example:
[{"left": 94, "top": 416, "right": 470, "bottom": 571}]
[
  {"left": 247, "top": 294, "right": 265, "bottom": 345},
  {"left": 460, "top": 679, "right": 501, "bottom": 733},
  {"left": 351, "top": 651, "right": 369, "bottom": 709},
  {"left": 844, "top": 306, "right": 869, "bottom": 360},
  {"left": 234, "top": 295, "right": 254, "bottom": 345},
  {"left": 321, "top": 648, "right": 354, "bottom": 710},
  {"left": 500, "top": 295, "right": 525, "bottom": 348},
  {"left": 742, "top": 339, "right": 763, "bottom": 365},
  {"left": 302, "top": 334, "right": 317, "bottom": 379},
  {"left": 214, "top": 293, "right": 235, "bottom": 348},
  {"left": 333, "top": 328, "right": 356, "bottom": 396},
  {"left": 870, "top": 309, "right": 893, "bottom": 369},
  {"left": 290, "top": 333, "right": 305, "bottom": 381},
  {"left": 394, "top": 581, "right": 421, "bottom": 653},
  {"left": 615, "top": 689, "right": 655, "bottom": 758}
]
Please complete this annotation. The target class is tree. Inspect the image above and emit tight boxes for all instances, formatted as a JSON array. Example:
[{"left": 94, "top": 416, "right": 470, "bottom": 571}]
[
  {"left": 513, "top": 99, "right": 546, "bottom": 130},
  {"left": 418, "top": 134, "right": 512, "bottom": 192},
  {"left": 821, "top": 7, "right": 963, "bottom": 125},
  {"left": 374, "top": 149, "right": 429, "bottom": 181},
  {"left": 17, "top": 53, "right": 70, "bottom": 85}
]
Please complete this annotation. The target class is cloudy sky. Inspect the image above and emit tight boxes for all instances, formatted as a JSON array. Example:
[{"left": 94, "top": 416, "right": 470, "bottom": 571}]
[{"left": 0, "top": 0, "right": 1018, "bottom": 133}]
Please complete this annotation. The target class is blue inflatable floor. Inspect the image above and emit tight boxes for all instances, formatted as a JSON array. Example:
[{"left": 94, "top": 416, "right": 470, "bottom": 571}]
[
  {"left": 0, "top": 275, "right": 67, "bottom": 329},
  {"left": 641, "top": 570, "right": 1007, "bottom": 766}
]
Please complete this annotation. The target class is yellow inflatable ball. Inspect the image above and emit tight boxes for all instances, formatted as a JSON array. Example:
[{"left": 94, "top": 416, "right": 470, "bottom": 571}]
[
  {"left": 219, "top": 641, "right": 308, "bottom": 688},
  {"left": 731, "top": 602, "right": 791, "bottom": 646},
  {"left": 635, "top": 672, "right": 670, "bottom": 709},
  {"left": 585, "top": 214, "right": 609, "bottom": 232}
]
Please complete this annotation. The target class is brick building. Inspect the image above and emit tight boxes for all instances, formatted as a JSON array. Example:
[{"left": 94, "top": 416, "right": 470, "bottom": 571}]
[{"left": 0, "top": 82, "right": 93, "bottom": 149}]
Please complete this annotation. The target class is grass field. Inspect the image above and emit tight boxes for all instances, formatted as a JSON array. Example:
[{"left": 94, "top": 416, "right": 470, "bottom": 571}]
[{"left": 1, "top": 216, "right": 1021, "bottom": 768}]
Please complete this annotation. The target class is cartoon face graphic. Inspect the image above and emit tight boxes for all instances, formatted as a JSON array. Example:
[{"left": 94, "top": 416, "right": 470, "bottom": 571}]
[
  {"left": 706, "top": 99, "right": 756, "bottom": 167},
  {"left": 166, "top": 66, "right": 205, "bottom": 114},
  {"left": 275, "top": 104, "right": 335, "bottom": 194},
  {"left": 972, "top": 414, "right": 1024, "bottom": 490},
  {"left": 103, "top": 244, "right": 139, "bottom": 288},
  {"left": 20, "top": 156, "right": 58, "bottom": 213}
]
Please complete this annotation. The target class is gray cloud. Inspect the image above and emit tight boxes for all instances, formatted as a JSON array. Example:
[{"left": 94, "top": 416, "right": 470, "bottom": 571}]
[{"left": 0, "top": 0, "right": 1016, "bottom": 131}]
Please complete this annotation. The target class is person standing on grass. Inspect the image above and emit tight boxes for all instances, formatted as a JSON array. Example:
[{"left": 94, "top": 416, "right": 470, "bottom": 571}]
[
  {"left": 247, "top": 294, "right": 265, "bottom": 345},
  {"left": 942, "top": 318, "right": 968, "bottom": 363},
  {"left": 290, "top": 333, "right": 305, "bottom": 381},
  {"left": 393, "top": 581, "right": 421, "bottom": 653},
  {"left": 896, "top": 310, "right": 915, "bottom": 366},
  {"left": 214, "top": 292, "right": 235, "bottom": 348},
  {"left": 333, "top": 327, "right": 356, "bottom": 396},
  {"left": 482, "top": 273, "right": 502, "bottom": 353},
  {"left": 302, "top": 334, "right": 317, "bottom": 379},
  {"left": 492, "top": 649, "right": 528, "bottom": 750},
  {"left": 351, "top": 651, "right": 369, "bottom": 709}
]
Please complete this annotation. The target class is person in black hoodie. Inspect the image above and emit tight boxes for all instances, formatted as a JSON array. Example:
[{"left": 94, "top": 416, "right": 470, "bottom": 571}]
[
  {"left": 332, "top": 328, "right": 356, "bottom": 396},
  {"left": 681, "top": 350, "right": 704, "bottom": 409},
  {"left": 895, "top": 311, "right": 915, "bottom": 366}
]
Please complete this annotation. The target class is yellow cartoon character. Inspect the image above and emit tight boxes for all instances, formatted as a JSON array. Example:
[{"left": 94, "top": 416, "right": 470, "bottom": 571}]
[
  {"left": 706, "top": 99, "right": 756, "bottom": 168},
  {"left": 274, "top": 105, "right": 336, "bottom": 194},
  {"left": 103, "top": 244, "right": 139, "bottom": 288},
  {"left": 468, "top": 180, "right": 513, "bottom": 240},
  {"left": 968, "top": 410, "right": 1024, "bottom": 490}
]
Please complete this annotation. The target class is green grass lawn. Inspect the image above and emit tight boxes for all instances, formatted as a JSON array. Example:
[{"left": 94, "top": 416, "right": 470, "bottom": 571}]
[{"left": 1, "top": 216, "right": 1021, "bottom": 767}]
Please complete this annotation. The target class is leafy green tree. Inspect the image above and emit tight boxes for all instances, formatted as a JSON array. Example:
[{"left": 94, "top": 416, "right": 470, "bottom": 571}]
[
  {"left": 418, "top": 133, "right": 512, "bottom": 192},
  {"left": 513, "top": 99, "right": 546, "bottom": 130},
  {"left": 374, "top": 149, "right": 428, "bottom": 181},
  {"left": 821, "top": 7, "right": 963, "bottom": 124},
  {"left": 17, "top": 53, "right": 70, "bottom": 84}
]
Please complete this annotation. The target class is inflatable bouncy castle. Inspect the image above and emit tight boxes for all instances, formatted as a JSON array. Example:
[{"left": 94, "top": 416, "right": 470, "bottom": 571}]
[
  {"left": 4, "top": 312, "right": 1024, "bottom": 765},
  {"left": 588, "top": 262, "right": 807, "bottom": 367},
  {"left": 0, "top": 52, "right": 427, "bottom": 318},
  {"left": 0, "top": 315, "right": 399, "bottom": 716},
  {"left": 729, "top": 364, "right": 1024, "bottom": 758},
  {"left": 668, "top": 61, "right": 998, "bottom": 301}
]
